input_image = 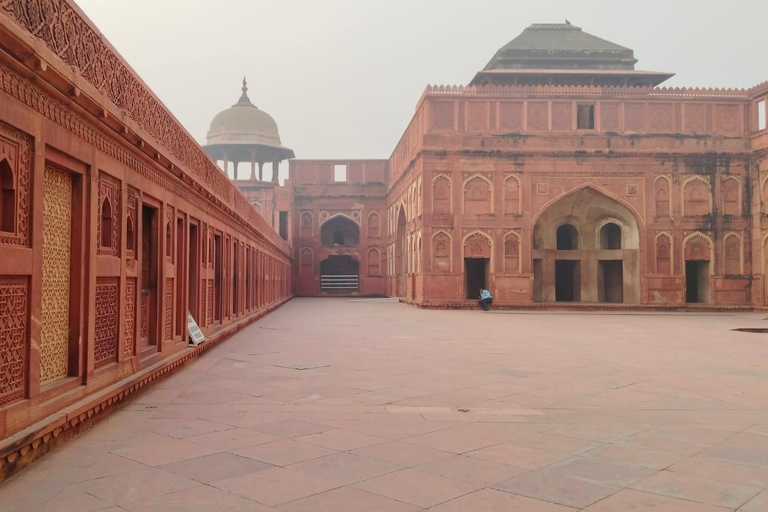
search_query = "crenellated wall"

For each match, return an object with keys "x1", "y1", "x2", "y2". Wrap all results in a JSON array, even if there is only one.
[{"x1": 0, "y1": 1, "x2": 292, "y2": 477}]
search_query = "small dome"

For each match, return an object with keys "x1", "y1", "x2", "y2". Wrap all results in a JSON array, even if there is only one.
[{"x1": 206, "y1": 78, "x2": 282, "y2": 147}]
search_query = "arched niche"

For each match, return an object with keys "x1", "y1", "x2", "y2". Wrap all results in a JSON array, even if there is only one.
[{"x1": 320, "y1": 215, "x2": 359, "y2": 246}]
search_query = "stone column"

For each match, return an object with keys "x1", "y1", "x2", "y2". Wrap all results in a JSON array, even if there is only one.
[
  {"x1": 232, "y1": 161, "x2": 239, "y2": 180},
  {"x1": 258, "y1": 161, "x2": 264, "y2": 181},
  {"x1": 250, "y1": 156, "x2": 256, "y2": 180},
  {"x1": 271, "y1": 161, "x2": 279, "y2": 183}
]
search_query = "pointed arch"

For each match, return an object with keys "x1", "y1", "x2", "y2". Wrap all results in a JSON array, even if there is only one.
[
  {"x1": 655, "y1": 232, "x2": 673, "y2": 274},
  {"x1": 681, "y1": 176, "x2": 712, "y2": 216},
  {"x1": 432, "y1": 173, "x2": 452, "y2": 214},
  {"x1": 368, "y1": 211, "x2": 380, "y2": 238},
  {"x1": 319, "y1": 212, "x2": 360, "y2": 227},
  {"x1": 299, "y1": 211, "x2": 313, "y2": 238},
  {"x1": 299, "y1": 247, "x2": 313, "y2": 276},
  {"x1": 654, "y1": 175, "x2": 672, "y2": 218},
  {"x1": 367, "y1": 247, "x2": 381, "y2": 276},
  {"x1": 462, "y1": 230, "x2": 493, "y2": 263},
  {"x1": 504, "y1": 230, "x2": 521, "y2": 274},
  {"x1": 100, "y1": 197, "x2": 113, "y2": 249},
  {"x1": 723, "y1": 232, "x2": 743, "y2": 275},
  {"x1": 462, "y1": 173, "x2": 493, "y2": 215},
  {"x1": 596, "y1": 218, "x2": 624, "y2": 250},
  {"x1": 683, "y1": 231, "x2": 714, "y2": 271},
  {"x1": 721, "y1": 176, "x2": 741, "y2": 216},
  {"x1": 503, "y1": 174, "x2": 521, "y2": 215},
  {"x1": 431, "y1": 229, "x2": 452, "y2": 273},
  {"x1": 0, "y1": 158, "x2": 15, "y2": 233}
]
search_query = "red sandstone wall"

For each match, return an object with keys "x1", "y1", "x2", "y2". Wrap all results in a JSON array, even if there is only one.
[
  {"x1": 289, "y1": 160, "x2": 387, "y2": 296},
  {"x1": 0, "y1": 3, "x2": 292, "y2": 443}
]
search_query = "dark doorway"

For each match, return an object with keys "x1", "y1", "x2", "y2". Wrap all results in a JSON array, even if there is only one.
[
  {"x1": 214, "y1": 234, "x2": 222, "y2": 322},
  {"x1": 556, "y1": 224, "x2": 578, "y2": 250},
  {"x1": 599, "y1": 260, "x2": 623, "y2": 303},
  {"x1": 188, "y1": 223, "x2": 199, "y2": 323},
  {"x1": 320, "y1": 255, "x2": 359, "y2": 294},
  {"x1": 464, "y1": 258, "x2": 488, "y2": 299},
  {"x1": 533, "y1": 259, "x2": 543, "y2": 302},
  {"x1": 140, "y1": 204, "x2": 159, "y2": 352},
  {"x1": 555, "y1": 260, "x2": 580, "y2": 302},
  {"x1": 278, "y1": 211, "x2": 288, "y2": 240},
  {"x1": 686, "y1": 260, "x2": 710, "y2": 303}
]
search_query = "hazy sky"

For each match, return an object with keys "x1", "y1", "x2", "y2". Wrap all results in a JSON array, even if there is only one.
[{"x1": 77, "y1": 0, "x2": 767, "y2": 175}]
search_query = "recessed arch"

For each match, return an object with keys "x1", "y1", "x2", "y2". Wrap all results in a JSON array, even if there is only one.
[
  {"x1": 654, "y1": 175, "x2": 672, "y2": 218},
  {"x1": 320, "y1": 214, "x2": 359, "y2": 246},
  {"x1": 681, "y1": 176, "x2": 712, "y2": 216},
  {"x1": 299, "y1": 211, "x2": 313, "y2": 238},
  {"x1": 683, "y1": 231, "x2": 714, "y2": 303},
  {"x1": 723, "y1": 232, "x2": 743, "y2": 275},
  {"x1": 101, "y1": 197, "x2": 113, "y2": 249},
  {"x1": 431, "y1": 229, "x2": 452, "y2": 273},
  {"x1": 556, "y1": 223, "x2": 579, "y2": 250},
  {"x1": 655, "y1": 232, "x2": 673, "y2": 274},
  {"x1": 597, "y1": 219, "x2": 623, "y2": 250},
  {"x1": 504, "y1": 230, "x2": 521, "y2": 274},
  {"x1": 721, "y1": 176, "x2": 741, "y2": 216},
  {"x1": 432, "y1": 173, "x2": 452, "y2": 214},
  {"x1": 462, "y1": 173, "x2": 493, "y2": 215},
  {"x1": 503, "y1": 174, "x2": 521, "y2": 215},
  {"x1": 0, "y1": 158, "x2": 15, "y2": 233}
]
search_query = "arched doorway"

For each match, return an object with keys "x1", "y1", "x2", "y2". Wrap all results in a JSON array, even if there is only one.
[
  {"x1": 533, "y1": 187, "x2": 641, "y2": 304},
  {"x1": 395, "y1": 206, "x2": 406, "y2": 297},
  {"x1": 320, "y1": 255, "x2": 359, "y2": 294},
  {"x1": 320, "y1": 215, "x2": 359, "y2": 247}
]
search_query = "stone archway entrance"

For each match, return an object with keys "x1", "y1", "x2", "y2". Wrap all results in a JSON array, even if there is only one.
[
  {"x1": 395, "y1": 207, "x2": 407, "y2": 297},
  {"x1": 533, "y1": 187, "x2": 641, "y2": 304}
]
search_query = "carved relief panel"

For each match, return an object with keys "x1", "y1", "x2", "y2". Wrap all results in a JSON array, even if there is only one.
[
  {"x1": 463, "y1": 175, "x2": 492, "y2": 215},
  {"x1": 527, "y1": 101, "x2": 548, "y2": 131},
  {"x1": 368, "y1": 212, "x2": 380, "y2": 238},
  {"x1": 432, "y1": 231, "x2": 451, "y2": 273},
  {"x1": 368, "y1": 248, "x2": 381, "y2": 276},
  {"x1": 432, "y1": 102, "x2": 455, "y2": 131},
  {"x1": 499, "y1": 102, "x2": 523, "y2": 131},
  {"x1": 722, "y1": 178, "x2": 740, "y2": 216},
  {"x1": 300, "y1": 211, "x2": 312, "y2": 238},
  {"x1": 504, "y1": 175, "x2": 520, "y2": 215},
  {"x1": 551, "y1": 102, "x2": 572, "y2": 131},
  {"x1": 724, "y1": 234, "x2": 742, "y2": 275},
  {"x1": 655, "y1": 176, "x2": 671, "y2": 218},
  {"x1": 656, "y1": 234, "x2": 672, "y2": 274},
  {"x1": 98, "y1": 172, "x2": 121, "y2": 257},
  {"x1": 433, "y1": 174, "x2": 451, "y2": 214},
  {"x1": 0, "y1": 121, "x2": 31, "y2": 247},
  {"x1": 40, "y1": 166, "x2": 73, "y2": 385},
  {"x1": 464, "y1": 232, "x2": 492, "y2": 259},
  {"x1": 504, "y1": 232, "x2": 521, "y2": 274},
  {"x1": 601, "y1": 103, "x2": 620, "y2": 132},
  {"x1": 94, "y1": 277, "x2": 119, "y2": 369},
  {"x1": 682, "y1": 178, "x2": 712, "y2": 216},
  {"x1": 0, "y1": 276, "x2": 28, "y2": 407},
  {"x1": 684, "y1": 234, "x2": 712, "y2": 261}
]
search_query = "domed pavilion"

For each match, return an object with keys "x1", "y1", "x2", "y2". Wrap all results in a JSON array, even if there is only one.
[{"x1": 203, "y1": 78, "x2": 294, "y2": 182}]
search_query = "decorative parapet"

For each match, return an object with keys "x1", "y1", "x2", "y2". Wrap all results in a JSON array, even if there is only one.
[
  {"x1": 749, "y1": 80, "x2": 768, "y2": 98},
  {"x1": 422, "y1": 84, "x2": 753, "y2": 99},
  {"x1": 0, "y1": 1, "x2": 282, "y2": 249}
]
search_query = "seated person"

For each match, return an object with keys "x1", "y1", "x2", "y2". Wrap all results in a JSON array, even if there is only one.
[{"x1": 478, "y1": 288, "x2": 493, "y2": 311}]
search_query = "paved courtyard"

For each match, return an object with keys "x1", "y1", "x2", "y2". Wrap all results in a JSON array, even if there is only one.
[{"x1": 1, "y1": 298, "x2": 767, "y2": 511}]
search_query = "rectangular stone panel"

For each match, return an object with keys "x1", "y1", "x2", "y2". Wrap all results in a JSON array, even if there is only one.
[
  {"x1": 0, "y1": 276, "x2": 28, "y2": 407},
  {"x1": 124, "y1": 278, "x2": 136, "y2": 358},
  {"x1": 164, "y1": 278, "x2": 173, "y2": 340},
  {"x1": 41, "y1": 165, "x2": 73, "y2": 385},
  {"x1": 94, "y1": 277, "x2": 119, "y2": 369}
]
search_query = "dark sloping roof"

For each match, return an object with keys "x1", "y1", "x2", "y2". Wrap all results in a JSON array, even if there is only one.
[
  {"x1": 484, "y1": 23, "x2": 637, "y2": 71},
  {"x1": 499, "y1": 23, "x2": 630, "y2": 52}
]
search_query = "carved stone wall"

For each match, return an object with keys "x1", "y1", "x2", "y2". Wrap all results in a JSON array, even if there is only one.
[
  {"x1": 463, "y1": 176, "x2": 492, "y2": 215},
  {"x1": 432, "y1": 232, "x2": 451, "y2": 272},
  {"x1": 124, "y1": 278, "x2": 136, "y2": 358},
  {"x1": 40, "y1": 166, "x2": 72, "y2": 385},
  {"x1": 0, "y1": 121, "x2": 31, "y2": 247},
  {"x1": 433, "y1": 175, "x2": 451, "y2": 214},
  {"x1": 683, "y1": 178, "x2": 712, "y2": 216},
  {"x1": 0, "y1": 276, "x2": 27, "y2": 407},
  {"x1": 94, "y1": 278, "x2": 119, "y2": 369},
  {"x1": 97, "y1": 172, "x2": 121, "y2": 257},
  {"x1": 164, "y1": 278, "x2": 173, "y2": 340},
  {"x1": 656, "y1": 234, "x2": 672, "y2": 274}
]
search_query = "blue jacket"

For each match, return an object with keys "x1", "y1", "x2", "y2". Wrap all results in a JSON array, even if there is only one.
[{"x1": 480, "y1": 289, "x2": 492, "y2": 300}]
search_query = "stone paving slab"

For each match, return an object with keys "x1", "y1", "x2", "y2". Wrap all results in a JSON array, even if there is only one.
[{"x1": 0, "y1": 298, "x2": 766, "y2": 511}]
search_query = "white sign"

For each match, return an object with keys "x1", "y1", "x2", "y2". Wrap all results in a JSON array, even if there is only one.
[{"x1": 187, "y1": 311, "x2": 206, "y2": 346}]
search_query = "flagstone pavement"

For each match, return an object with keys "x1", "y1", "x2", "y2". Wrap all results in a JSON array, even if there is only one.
[{"x1": 1, "y1": 298, "x2": 767, "y2": 511}]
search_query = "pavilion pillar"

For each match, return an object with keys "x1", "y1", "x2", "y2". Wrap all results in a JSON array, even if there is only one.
[
  {"x1": 222, "y1": 149, "x2": 229, "y2": 177},
  {"x1": 258, "y1": 161, "x2": 264, "y2": 181},
  {"x1": 250, "y1": 157, "x2": 256, "y2": 180},
  {"x1": 272, "y1": 161, "x2": 279, "y2": 183},
  {"x1": 233, "y1": 161, "x2": 239, "y2": 180}
]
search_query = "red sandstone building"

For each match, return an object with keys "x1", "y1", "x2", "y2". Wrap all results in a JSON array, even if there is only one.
[
  {"x1": 0, "y1": 2, "x2": 767, "y2": 480},
  {"x1": 226, "y1": 23, "x2": 768, "y2": 308}
]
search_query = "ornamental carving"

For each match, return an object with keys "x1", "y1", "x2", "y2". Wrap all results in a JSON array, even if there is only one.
[
  {"x1": 685, "y1": 104, "x2": 705, "y2": 133},
  {"x1": 648, "y1": 103, "x2": 673, "y2": 132},
  {"x1": 715, "y1": 104, "x2": 740, "y2": 134},
  {"x1": 601, "y1": 103, "x2": 620, "y2": 132},
  {"x1": 126, "y1": 187, "x2": 138, "y2": 257},
  {"x1": 464, "y1": 232, "x2": 492, "y2": 259},
  {"x1": 504, "y1": 176, "x2": 520, "y2": 215},
  {"x1": 0, "y1": 121, "x2": 31, "y2": 247},
  {"x1": 683, "y1": 177, "x2": 711, "y2": 216},
  {"x1": 656, "y1": 234, "x2": 672, "y2": 274},
  {"x1": 463, "y1": 176, "x2": 492, "y2": 215},
  {"x1": 527, "y1": 101, "x2": 548, "y2": 131},
  {"x1": 164, "y1": 278, "x2": 173, "y2": 340},
  {"x1": 551, "y1": 102, "x2": 572, "y2": 131},
  {"x1": 432, "y1": 102, "x2": 454, "y2": 131},
  {"x1": 97, "y1": 172, "x2": 121, "y2": 257},
  {"x1": 468, "y1": 102, "x2": 487, "y2": 131},
  {"x1": 624, "y1": 103, "x2": 645, "y2": 132},
  {"x1": 124, "y1": 278, "x2": 136, "y2": 358},
  {"x1": 94, "y1": 277, "x2": 119, "y2": 369},
  {"x1": 140, "y1": 291, "x2": 149, "y2": 341},
  {"x1": 432, "y1": 231, "x2": 451, "y2": 273},
  {"x1": 207, "y1": 279, "x2": 213, "y2": 325},
  {"x1": 722, "y1": 178, "x2": 740, "y2": 216},
  {"x1": 40, "y1": 166, "x2": 72, "y2": 385},
  {"x1": 0, "y1": 276, "x2": 27, "y2": 407},
  {"x1": 499, "y1": 102, "x2": 523, "y2": 131},
  {"x1": 504, "y1": 233, "x2": 521, "y2": 274}
]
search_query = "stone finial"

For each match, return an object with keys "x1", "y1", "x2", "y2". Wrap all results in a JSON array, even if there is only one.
[{"x1": 236, "y1": 76, "x2": 253, "y2": 106}]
